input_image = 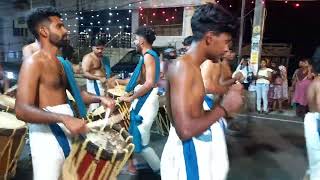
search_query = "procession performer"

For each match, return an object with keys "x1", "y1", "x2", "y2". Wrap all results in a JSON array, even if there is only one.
[
  {"x1": 82, "y1": 38, "x2": 113, "y2": 112},
  {"x1": 161, "y1": 3, "x2": 243, "y2": 180},
  {"x1": 15, "y1": 7, "x2": 114, "y2": 180},
  {"x1": 119, "y1": 26, "x2": 161, "y2": 174},
  {"x1": 200, "y1": 49, "x2": 243, "y2": 179}
]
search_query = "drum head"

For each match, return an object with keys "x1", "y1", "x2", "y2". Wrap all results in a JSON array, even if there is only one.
[
  {"x1": 81, "y1": 124, "x2": 131, "y2": 161},
  {"x1": 0, "y1": 112, "x2": 25, "y2": 129},
  {"x1": 107, "y1": 85, "x2": 127, "y2": 97},
  {"x1": 0, "y1": 95, "x2": 15, "y2": 112}
]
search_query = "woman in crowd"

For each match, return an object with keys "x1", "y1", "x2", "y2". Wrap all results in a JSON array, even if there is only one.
[
  {"x1": 292, "y1": 58, "x2": 314, "y2": 117},
  {"x1": 256, "y1": 59, "x2": 273, "y2": 114}
]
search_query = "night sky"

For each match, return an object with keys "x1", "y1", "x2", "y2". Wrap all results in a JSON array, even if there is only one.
[{"x1": 220, "y1": 0, "x2": 320, "y2": 57}]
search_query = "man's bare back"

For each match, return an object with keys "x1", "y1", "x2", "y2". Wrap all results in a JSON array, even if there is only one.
[
  {"x1": 201, "y1": 60, "x2": 227, "y2": 94},
  {"x1": 220, "y1": 61, "x2": 233, "y2": 81},
  {"x1": 307, "y1": 76, "x2": 320, "y2": 112}
]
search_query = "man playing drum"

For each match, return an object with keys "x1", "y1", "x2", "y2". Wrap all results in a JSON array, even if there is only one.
[
  {"x1": 161, "y1": 3, "x2": 243, "y2": 180},
  {"x1": 82, "y1": 38, "x2": 115, "y2": 112},
  {"x1": 118, "y1": 26, "x2": 161, "y2": 174},
  {"x1": 201, "y1": 49, "x2": 243, "y2": 179},
  {"x1": 15, "y1": 7, "x2": 115, "y2": 180}
]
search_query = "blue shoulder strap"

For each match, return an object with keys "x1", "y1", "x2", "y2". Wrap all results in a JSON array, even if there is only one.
[
  {"x1": 57, "y1": 56, "x2": 87, "y2": 118},
  {"x1": 125, "y1": 56, "x2": 144, "y2": 93},
  {"x1": 125, "y1": 49, "x2": 160, "y2": 93},
  {"x1": 102, "y1": 56, "x2": 112, "y2": 79}
]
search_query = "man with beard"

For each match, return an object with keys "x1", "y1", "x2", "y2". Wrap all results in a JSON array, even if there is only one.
[
  {"x1": 15, "y1": 7, "x2": 115, "y2": 180},
  {"x1": 118, "y1": 26, "x2": 161, "y2": 174},
  {"x1": 82, "y1": 38, "x2": 114, "y2": 112},
  {"x1": 161, "y1": 3, "x2": 243, "y2": 180}
]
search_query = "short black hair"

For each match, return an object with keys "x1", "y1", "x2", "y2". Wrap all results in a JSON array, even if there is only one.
[
  {"x1": 191, "y1": 3, "x2": 238, "y2": 41},
  {"x1": 27, "y1": 6, "x2": 61, "y2": 40},
  {"x1": 135, "y1": 26, "x2": 156, "y2": 45},
  {"x1": 300, "y1": 57, "x2": 311, "y2": 64},
  {"x1": 91, "y1": 38, "x2": 107, "y2": 47},
  {"x1": 182, "y1": 36, "x2": 193, "y2": 46}
]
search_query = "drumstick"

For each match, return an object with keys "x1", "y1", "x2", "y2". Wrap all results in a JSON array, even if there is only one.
[
  {"x1": 115, "y1": 80, "x2": 120, "y2": 87},
  {"x1": 100, "y1": 108, "x2": 111, "y2": 131}
]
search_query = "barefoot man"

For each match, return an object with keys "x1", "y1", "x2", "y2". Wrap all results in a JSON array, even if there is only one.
[
  {"x1": 161, "y1": 3, "x2": 243, "y2": 180},
  {"x1": 15, "y1": 7, "x2": 114, "y2": 180}
]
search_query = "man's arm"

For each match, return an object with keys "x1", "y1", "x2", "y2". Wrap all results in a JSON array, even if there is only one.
[
  {"x1": 81, "y1": 91, "x2": 115, "y2": 110},
  {"x1": 82, "y1": 55, "x2": 105, "y2": 81},
  {"x1": 169, "y1": 61, "x2": 226, "y2": 141},
  {"x1": 115, "y1": 78, "x2": 130, "y2": 85},
  {"x1": 81, "y1": 91, "x2": 102, "y2": 105},
  {"x1": 128, "y1": 54, "x2": 156, "y2": 100}
]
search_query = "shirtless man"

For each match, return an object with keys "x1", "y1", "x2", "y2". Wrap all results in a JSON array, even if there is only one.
[
  {"x1": 82, "y1": 38, "x2": 114, "y2": 111},
  {"x1": 161, "y1": 3, "x2": 243, "y2": 180},
  {"x1": 15, "y1": 7, "x2": 114, "y2": 180},
  {"x1": 118, "y1": 26, "x2": 161, "y2": 174},
  {"x1": 304, "y1": 58, "x2": 320, "y2": 180},
  {"x1": 201, "y1": 50, "x2": 243, "y2": 180},
  {"x1": 201, "y1": 49, "x2": 243, "y2": 102},
  {"x1": 22, "y1": 40, "x2": 40, "y2": 60}
]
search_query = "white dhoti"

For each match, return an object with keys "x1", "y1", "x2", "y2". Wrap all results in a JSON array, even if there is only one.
[
  {"x1": 161, "y1": 123, "x2": 228, "y2": 180},
  {"x1": 304, "y1": 112, "x2": 320, "y2": 180},
  {"x1": 29, "y1": 104, "x2": 74, "y2": 180},
  {"x1": 86, "y1": 79, "x2": 105, "y2": 112},
  {"x1": 129, "y1": 85, "x2": 161, "y2": 171},
  {"x1": 160, "y1": 94, "x2": 229, "y2": 180}
]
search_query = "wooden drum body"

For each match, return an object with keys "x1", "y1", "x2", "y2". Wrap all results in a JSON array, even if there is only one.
[
  {"x1": 87, "y1": 101, "x2": 130, "y2": 131},
  {"x1": 0, "y1": 112, "x2": 27, "y2": 180},
  {"x1": 62, "y1": 123, "x2": 134, "y2": 180}
]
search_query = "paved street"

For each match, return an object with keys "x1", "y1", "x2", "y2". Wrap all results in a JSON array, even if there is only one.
[{"x1": 13, "y1": 112, "x2": 308, "y2": 180}]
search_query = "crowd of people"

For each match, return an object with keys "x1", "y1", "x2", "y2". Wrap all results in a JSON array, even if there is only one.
[{"x1": 1, "y1": 2, "x2": 320, "y2": 180}]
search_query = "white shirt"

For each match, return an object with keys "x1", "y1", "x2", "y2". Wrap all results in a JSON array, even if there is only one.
[
  {"x1": 235, "y1": 64, "x2": 254, "y2": 83},
  {"x1": 256, "y1": 68, "x2": 273, "y2": 84}
]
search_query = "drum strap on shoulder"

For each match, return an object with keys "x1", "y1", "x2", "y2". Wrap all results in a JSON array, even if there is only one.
[
  {"x1": 125, "y1": 49, "x2": 160, "y2": 93},
  {"x1": 46, "y1": 57, "x2": 87, "y2": 158},
  {"x1": 57, "y1": 56, "x2": 87, "y2": 118},
  {"x1": 102, "y1": 56, "x2": 112, "y2": 79}
]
